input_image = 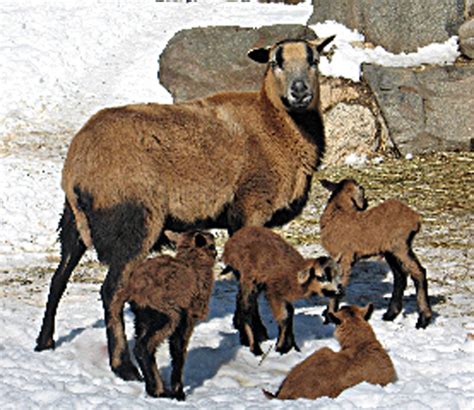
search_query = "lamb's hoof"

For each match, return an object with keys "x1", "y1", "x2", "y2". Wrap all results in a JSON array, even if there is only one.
[
  {"x1": 250, "y1": 345, "x2": 264, "y2": 356},
  {"x1": 34, "y1": 337, "x2": 55, "y2": 352},
  {"x1": 416, "y1": 314, "x2": 431, "y2": 329},
  {"x1": 113, "y1": 362, "x2": 143, "y2": 381},
  {"x1": 322, "y1": 309, "x2": 331, "y2": 325},
  {"x1": 382, "y1": 309, "x2": 400, "y2": 322},
  {"x1": 276, "y1": 342, "x2": 298, "y2": 355}
]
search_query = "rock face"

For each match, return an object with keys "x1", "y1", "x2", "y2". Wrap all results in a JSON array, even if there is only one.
[
  {"x1": 307, "y1": 0, "x2": 465, "y2": 53},
  {"x1": 363, "y1": 64, "x2": 474, "y2": 155},
  {"x1": 158, "y1": 25, "x2": 316, "y2": 102},
  {"x1": 459, "y1": 19, "x2": 474, "y2": 59}
]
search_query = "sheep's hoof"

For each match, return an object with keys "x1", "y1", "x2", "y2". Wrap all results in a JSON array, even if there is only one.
[
  {"x1": 113, "y1": 362, "x2": 143, "y2": 381},
  {"x1": 321, "y1": 309, "x2": 331, "y2": 325},
  {"x1": 276, "y1": 342, "x2": 298, "y2": 355},
  {"x1": 34, "y1": 338, "x2": 55, "y2": 352},
  {"x1": 416, "y1": 314, "x2": 431, "y2": 329}
]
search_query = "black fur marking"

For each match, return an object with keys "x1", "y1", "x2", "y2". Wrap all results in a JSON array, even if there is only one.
[
  {"x1": 306, "y1": 44, "x2": 315, "y2": 66},
  {"x1": 265, "y1": 174, "x2": 312, "y2": 228},
  {"x1": 74, "y1": 186, "x2": 147, "y2": 267},
  {"x1": 275, "y1": 47, "x2": 284, "y2": 69}
]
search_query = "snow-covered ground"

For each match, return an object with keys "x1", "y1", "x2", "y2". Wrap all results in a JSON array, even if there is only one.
[{"x1": 0, "y1": 1, "x2": 472, "y2": 409}]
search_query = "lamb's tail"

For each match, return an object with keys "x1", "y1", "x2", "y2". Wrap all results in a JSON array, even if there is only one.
[{"x1": 262, "y1": 389, "x2": 276, "y2": 400}]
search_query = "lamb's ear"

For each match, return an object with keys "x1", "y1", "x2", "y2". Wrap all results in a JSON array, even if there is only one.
[
  {"x1": 194, "y1": 232, "x2": 207, "y2": 248},
  {"x1": 248, "y1": 46, "x2": 271, "y2": 64},
  {"x1": 310, "y1": 35, "x2": 336, "y2": 54},
  {"x1": 320, "y1": 179, "x2": 338, "y2": 192},
  {"x1": 163, "y1": 230, "x2": 181, "y2": 244},
  {"x1": 327, "y1": 312, "x2": 341, "y2": 325},
  {"x1": 297, "y1": 267, "x2": 314, "y2": 285},
  {"x1": 362, "y1": 303, "x2": 374, "y2": 321}
]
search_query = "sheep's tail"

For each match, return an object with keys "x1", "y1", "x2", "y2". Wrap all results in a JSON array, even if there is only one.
[{"x1": 262, "y1": 389, "x2": 276, "y2": 400}]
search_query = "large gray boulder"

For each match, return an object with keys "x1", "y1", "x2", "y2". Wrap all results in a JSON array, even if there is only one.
[
  {"x1": 459, "y1": 19, "x2": 474, "y2": 59},
  {"x1": 362, "y1": 64, "x2": 474, "y2": 155},
  {"x1": 158, "y1": 25, "x2": 316, "y2": 102},
  {"x1": 308, "y1": 0, "x2": 465, "y2": 53}
]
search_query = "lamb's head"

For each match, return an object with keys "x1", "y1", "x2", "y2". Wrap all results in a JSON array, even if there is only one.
[
  {"x1": 297, "y1": 256, "x2": 342, "y2": 298},
  {"x1": 164, "y1": 230, "x2": 217, "y2": 261},
  {"x1": 327, "y1": 304, "x2": 374, "y2": 345},
  {"x1": 320, "y1": 178, "x2": 368, "y2": 211},
  {"x1": 248, "y1": 36, "x2": 335, "y2": 113}
]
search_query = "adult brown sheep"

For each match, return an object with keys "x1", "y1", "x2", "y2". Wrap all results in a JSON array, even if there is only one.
[{"x1": 35, "y1": 35, "x2": 335, "y2": 381}]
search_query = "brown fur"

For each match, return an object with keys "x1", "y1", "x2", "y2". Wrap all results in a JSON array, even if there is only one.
[
  {"x1": 264, "y1": 304, "x2": 397, "y2": 400},
  {"x1": 319, "y1": 179, "x2": 432, "y2": 329},
  {"x1": 113, "y1": 231, "x2": 217, "y2": 400},
  {"x1": 223, "y1": 226, "x2": 341, "y2": 355},
  {"x1": 35, "y1": 37, "x2": 336, "y2": 380}
]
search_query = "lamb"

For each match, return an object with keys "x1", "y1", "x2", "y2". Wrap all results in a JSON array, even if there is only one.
[
  {"x1": 113, "y1": 230, "x2": 217, "y2": 400},
  {"x1": 263, "y1": 303, "x2": 397, "y2": 400},
  {"x1": 35, "y1": 35, "x2": 336, "y2": 380},
  {"x1": 222, "y1": 226, "x2": 342, "y2": 356},
  {"x1": 319, "y1": 178, "x2": 432, "y2": 329}
]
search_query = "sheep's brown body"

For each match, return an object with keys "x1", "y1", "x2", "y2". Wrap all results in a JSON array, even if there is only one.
[
  {"x1": 113, "y1": 231, "x2": 217, "y2": 400},
  {"x1": 263, "y1": 304, "x2": 396, "y2": 400},
  {"x1": 35, "y1": 37, "x2": 335, "y2": 380},
  {"x1": 223, "y1": 226, "x2": 341, "y2": 355},
  {"x1": 319, "y1": 179, "x2": 432, "y2": 329}
]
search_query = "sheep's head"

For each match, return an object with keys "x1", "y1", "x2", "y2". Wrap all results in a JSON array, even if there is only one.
[
  {"x1": 248, "y1": 36, "x2": 335, "y2": 113},
  {"x1": 164, "y1": 230, "x2": 217, "y2": 260},
  {"x1": 327, "y1": 304, "x2": 374, "y2": 344},
  {"x1": 297, "y1": 256, "x2": 342, "y2": 298},
  {"x1": 320, "y1": 178, "x2": 368, "y2": 211}
]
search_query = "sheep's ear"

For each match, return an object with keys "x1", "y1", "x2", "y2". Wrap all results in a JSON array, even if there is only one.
[
  {"x1": 320, "y1": 179, "x2": 338, "y2": 192},
  {"x1": 297, "y1": 267, "x2": 314, "y2": 285},
  {"x1": 361, "y1": 303, "x2": 374, "y2": 321},
  {"x1": 248, "y1": 46, "x2": 271, "y2": 64},
  {"x1": 309, "y1": 35, "x2": 336, "y2": 54},
  {"x1": 194, "y1": 232, "x2": 207, "y2": 248},
  {"x1": 164, "y1": 230, "x2": 181, "y2": 244},
  {"x1": 327, "y1": 312, "x2": 341, "y2": 325}
]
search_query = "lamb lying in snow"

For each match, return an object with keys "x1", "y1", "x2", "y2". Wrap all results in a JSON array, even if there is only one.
[{"x1": 263, "y1": 303, "x2": 397, "y2": 400}]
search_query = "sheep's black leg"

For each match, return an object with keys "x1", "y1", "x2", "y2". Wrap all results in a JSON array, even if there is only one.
[
  {"x1": 251, "y1": 300, "x2": 269, "y2": 343},
  {"x1": 238, "y1": 287, "x2": 263, "y2": 355},
  {"x1": 383, "y1": 253, "x2": 407, "y2": 321},
  {"x1": 132, "y1": 307, "x2": 170, "y2": 397},
  {"x1": 102, "y1": 266, "x2": 142, "y2": 381},
  {"x1": 36, "y1": 201, "x2": 86, "y2": 351},
  {"x1": 269, "y1": 299, "x2": 299, "y2": 354},
  {"x1": 76, "y1": 188, "x2": 149, "y2": 380},
  {"x1": 169, "y1": 312, "x2": 194, "y2": 401}
]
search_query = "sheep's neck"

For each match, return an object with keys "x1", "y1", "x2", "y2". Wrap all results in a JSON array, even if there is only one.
[{"x1": 259, "y1": 88, "x2": 324, "y2": 171}]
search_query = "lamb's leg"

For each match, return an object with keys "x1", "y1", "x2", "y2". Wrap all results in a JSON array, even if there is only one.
[
  {"x1": 383, "y1": 253, "x2": 407, "y2": 321},
  {"x1": 238, "y1": 286, "x2": 263, "y2": 355},
  {"x1": 36, "y1": 201, "x2": 86, "y2": 351},
  {"x1": 399, "y1": 249, "x2": 432, "y2": 329},
  {"x1": 169, "y1": 313, "x2": 195, "y2": 401},
  {"x1": 323, "y1": 254, "x2": 352, "y2": 323},
  {"x1": 268, "y1": 298, "x2": 299, "y2": 354},
  {"x1": 133, "y1": 307, "x2": 175, "y2": 398}
]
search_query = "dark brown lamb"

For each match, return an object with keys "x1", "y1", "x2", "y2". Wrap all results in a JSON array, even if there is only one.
[
  {"x1": 113, "y1": 230, "x2": 217, "y2": 400},
  {"x1": 319, "y1": 178, "x2": 432, "y2": 329},
  {"x1": 263, "y1": 304, "x2": 397, "y2": 400},
  {"x1": 35, "y1": 36, "x2": 335, "y2": 380},
  {"x1": 223, "y1": 226, "x2": 341, "y2": 356}
]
